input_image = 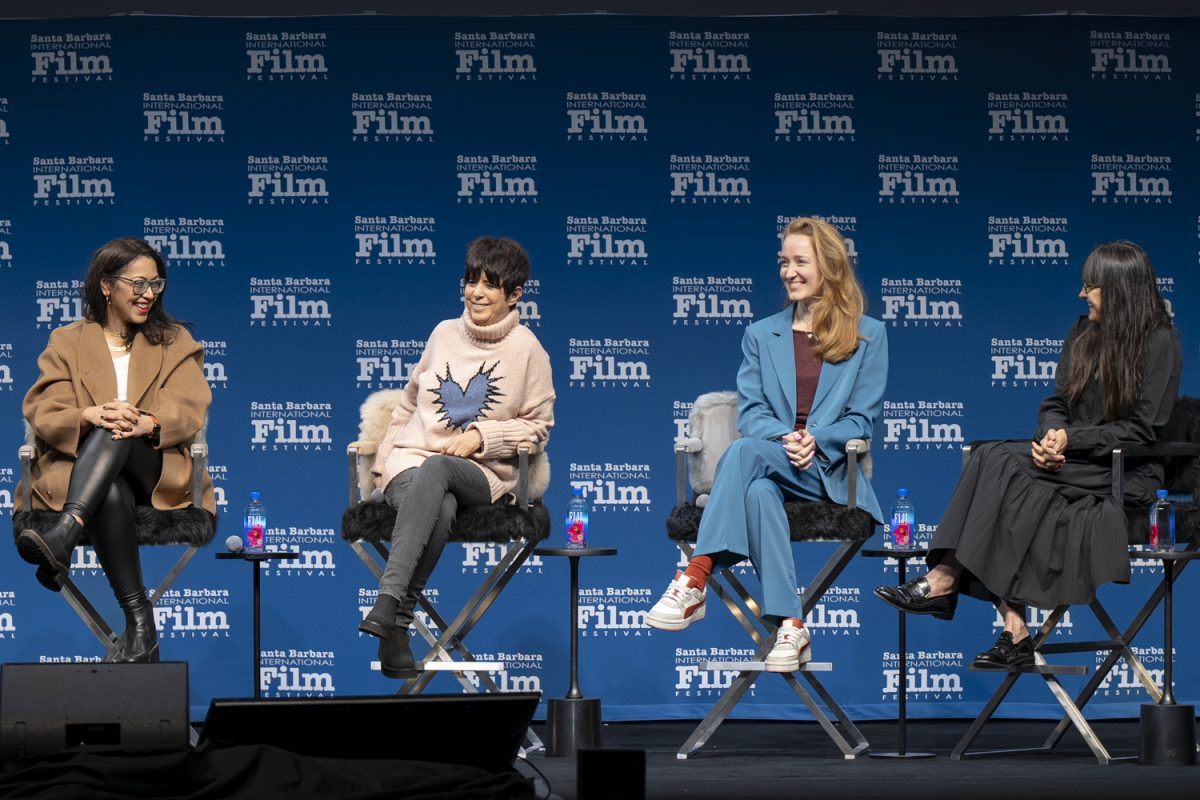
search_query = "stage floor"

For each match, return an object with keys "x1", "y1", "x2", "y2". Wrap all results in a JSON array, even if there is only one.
[{"x1": 520, "y1": 719, "x2": 1200, "y2": 800}]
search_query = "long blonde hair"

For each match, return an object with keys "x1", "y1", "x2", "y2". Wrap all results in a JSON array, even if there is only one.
[{"x1": 783, "y1": 216, "x2": 865, "y2": 363}]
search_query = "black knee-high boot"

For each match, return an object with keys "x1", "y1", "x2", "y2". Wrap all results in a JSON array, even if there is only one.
[
  {"x1": 17, "y1": 429, "x2": 136, "y2": 591},
  {"x1": 92, "y1": 481, "x2": 159, "y2": 663},
  {"x1": 16, "y1": 514, "x2": 84, "y2": 591}
]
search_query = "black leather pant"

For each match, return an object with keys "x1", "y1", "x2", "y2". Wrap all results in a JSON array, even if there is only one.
[{"x1": 64, "y1": 428, "x2": 162, "y2": 610}]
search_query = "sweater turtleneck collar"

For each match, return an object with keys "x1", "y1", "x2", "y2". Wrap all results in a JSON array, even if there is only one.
[{"x1": 461, "y1": 308, "x2": 520, "y2": 344}]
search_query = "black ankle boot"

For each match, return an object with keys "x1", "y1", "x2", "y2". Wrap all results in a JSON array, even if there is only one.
[
  {"x1": 17, "y1": 515, "x2": 83, "y2": 591},
  {"x1": 379, "y1": 630, "x2": 417, "y2": 679},
  {"x1": 105, "y1": 601, "x2": 159, "y2": 663},
  {"x1": 358, "y1": 593, "x2": 399, "y2": 639}
]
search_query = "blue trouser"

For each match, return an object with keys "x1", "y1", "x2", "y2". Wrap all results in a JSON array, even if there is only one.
[{"x1": 693, "y1": 437, "x2": 829, "y2": 622}]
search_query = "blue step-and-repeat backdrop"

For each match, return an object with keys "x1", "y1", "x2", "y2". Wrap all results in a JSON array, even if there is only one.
[{"x1": 1, "y1": 13, "x2": 1198, "y2": 723}]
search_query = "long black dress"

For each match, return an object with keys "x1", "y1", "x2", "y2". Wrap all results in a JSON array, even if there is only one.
[{"x1": 930, "y1": 317, "x2": 1182, "y2": 608}]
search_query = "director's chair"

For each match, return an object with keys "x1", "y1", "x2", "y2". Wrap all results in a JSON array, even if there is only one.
[
  {"x1": 666, "y1": 391, "x2": 873, "y2": 759},
  {"x1": 952, "y1": 396, "x2": 1200, "y2": 765}
]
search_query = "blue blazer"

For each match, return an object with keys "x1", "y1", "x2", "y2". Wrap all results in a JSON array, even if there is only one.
[{"x1": 736, "y1": 305, "x2": 889, "y2": 522}]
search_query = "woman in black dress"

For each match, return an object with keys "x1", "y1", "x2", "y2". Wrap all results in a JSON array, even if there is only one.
[{"x1": 875, "y1": 241, "x2": 1181, "y2": 668}]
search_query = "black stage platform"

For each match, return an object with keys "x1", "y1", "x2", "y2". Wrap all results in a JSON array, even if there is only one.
[
  {"x1": 520, "y1": 719, "x2": 1200, "y2": 800},
  {"x1": 2, "y1": 719, "x2": 1199, "y2": 799}
]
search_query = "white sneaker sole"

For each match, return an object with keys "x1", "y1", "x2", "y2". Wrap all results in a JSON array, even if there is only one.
[{"x1": 646, "y1": 602, "x2": 705, "y2": 631}]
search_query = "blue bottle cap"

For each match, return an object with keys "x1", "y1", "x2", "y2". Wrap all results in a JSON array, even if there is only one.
[
  {"x1": 571, "y1": 486, "x2": 583, "y2": 497},
  {"x1": 1156, "y1": 489, "x2": 1168, "y2": 499},
  {"x1": 249, "y1": 491, "x2": 262, "y2": 501},
  {"x1": 897, "y1": 488, "x2": 908, "y2": 498}
]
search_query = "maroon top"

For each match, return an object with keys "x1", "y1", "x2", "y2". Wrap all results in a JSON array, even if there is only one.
[{"x1": 793, "y1": 331, "x2": 822, "y2": 430}]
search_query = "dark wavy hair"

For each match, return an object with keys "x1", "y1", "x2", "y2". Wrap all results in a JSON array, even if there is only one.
[
  {"x1": 1063, "y1": 241, "x2": 1171, "y2": 420},
  {"x1": 82, "y1": 237, "x2": 186, "y2": 346},
  {"x1": 462, "y1": 236, "x2": 530, "y2": 297}
]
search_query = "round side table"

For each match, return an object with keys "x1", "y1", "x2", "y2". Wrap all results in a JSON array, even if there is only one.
[
  {"x1": 216, "y1": 550, "x2": 299, "y2": 698},
  {"x1": 1128, "y1": 548, "x2": 1200, "y2": 766},
  {"x1": 534, "y1": 546, "x2": 617, "y2": 758},
  {"x1": 862, "y1": 547, "x2": 935, "y2": 759}
]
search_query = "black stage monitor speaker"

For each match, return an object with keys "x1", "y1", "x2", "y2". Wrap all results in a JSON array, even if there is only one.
[
  {"x1": 0, "y1": 662, "x2": 190, "y2": 760},
  {"x1": 198, "y1": 692, "x2": 539, "y2": 772}
]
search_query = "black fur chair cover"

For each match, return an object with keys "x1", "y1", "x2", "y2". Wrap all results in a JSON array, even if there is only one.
[
  {"x1": 12, "y1": 507, "x2": 216, "y2": 548},
  {"x1": 342, "y1": 499, "x2": 551, "y2": 545},
  {"x1": 666, "y1": 500, "x2": 874, "y2": 543}
]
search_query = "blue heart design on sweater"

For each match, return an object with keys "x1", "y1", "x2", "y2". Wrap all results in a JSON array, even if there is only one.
[{"x1": 431, "y1": 361, "x2": 505, "y2": 430}]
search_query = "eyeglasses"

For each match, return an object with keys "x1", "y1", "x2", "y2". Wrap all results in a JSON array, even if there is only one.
[
  {"x1": 1083, "y1": 282, "x2": 1101, "y2": 293},
  {"x1": 113, "y1": 276, "x2": 167, "y2": 295}
]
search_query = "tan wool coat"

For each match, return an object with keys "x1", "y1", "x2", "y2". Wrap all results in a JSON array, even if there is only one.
[{"x1": 17, "y1": 319, "x2": 215, "y2": 514}]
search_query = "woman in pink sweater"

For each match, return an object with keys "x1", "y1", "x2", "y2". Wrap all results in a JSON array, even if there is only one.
[{"x1": 360, "y1": 236, "x2": 555, "y2": 678}]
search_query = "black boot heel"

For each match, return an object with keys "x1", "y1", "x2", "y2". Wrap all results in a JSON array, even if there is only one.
[{"x1": 17, "y1": 516, "x2": 83, "y2": 591}]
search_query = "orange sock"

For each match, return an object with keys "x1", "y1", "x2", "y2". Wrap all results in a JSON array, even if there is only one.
[
  {"x1": 683, "y1": 555, "x2": 715, "y2": 589},
  {"x1": 782, "y1": 617, "x2": 804, "y2": 628}
]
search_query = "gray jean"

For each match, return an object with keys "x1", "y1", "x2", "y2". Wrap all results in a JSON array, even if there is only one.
[{"x1": 378, "y1": 455, "x2": 491, "y2": 603}]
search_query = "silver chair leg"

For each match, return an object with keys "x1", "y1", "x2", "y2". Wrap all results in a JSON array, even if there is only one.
[
  {"x1": 673, "y1": 535, "x2": 871, "y2": 759},
  {"x1": 59, "y1": 573, "x2": 117, "y2": 648},
  {"x1": 790, "y1": 670, "x2": 870, "y2": 758}
]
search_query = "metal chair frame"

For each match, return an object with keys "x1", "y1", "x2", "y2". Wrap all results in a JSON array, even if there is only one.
[
  {"x1": 344, "y1": 440, "x2": 546, "y2": 751},
  {"x1": 950, "y1": 439, "x2": 1200, "y2": 765},
  {"x1": 17, "y1": 438, "x2": 210, "y2": 651},
  {"x1": 670, "y1": 435, "x2": 872, "y2": 760}
]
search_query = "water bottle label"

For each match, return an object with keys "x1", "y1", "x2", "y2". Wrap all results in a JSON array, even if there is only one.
[
  {"x1": 892, "y1": 521, "x2": 910, "y2": 547},
  {"x1": 1149, "y1": 523, "x2": 1159, "y2": 551},
  {"x1": 567, "y1": 518, "x2": 586, "y2": 547}
]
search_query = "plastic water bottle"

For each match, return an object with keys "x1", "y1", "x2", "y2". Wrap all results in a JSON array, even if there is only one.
[
  {"x1": 889, "y1": 488, "x2": 915, "y2": 547},
  {"x1": 1148, "y1": 489, "x2": 1175, "y2": 552},
  {"x1": 244, "y1": 491, "x2": 267, "y2": 553},
  {"x1": 565, "y1": 487, "x2": 589, "y2": 549}
]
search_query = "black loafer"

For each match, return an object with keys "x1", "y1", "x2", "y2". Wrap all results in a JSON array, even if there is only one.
[
  {"x1": 972, "y1": 631, "x2": 1035, "y2": 670},
  {"x1": 873, "y1": 577, "x2": 958, "y2": 620}
]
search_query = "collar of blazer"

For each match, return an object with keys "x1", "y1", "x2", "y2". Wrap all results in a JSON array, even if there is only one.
[
  {"x1": 78, "y1": 321, "x2": 164, "y2": 408},
  {"x1": 765, "y1": 306, "x2": 853, "y2": 425}
]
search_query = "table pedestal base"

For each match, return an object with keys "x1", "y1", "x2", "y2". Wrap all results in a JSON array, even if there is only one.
[
  {"x1": 870, "y1": 750, "x2": 936, "y2": 759},
  {"x1": 1140, "y1": 703, "x2": 1197, "y2": 766},
  {"x1": 546, "y1": 697, "x2": 602, "y2": 757}
]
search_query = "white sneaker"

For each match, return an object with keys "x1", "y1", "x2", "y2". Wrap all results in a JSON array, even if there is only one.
[
  {"x1": 646, "y1": 572, "x2": 706, "y2": 631},
  {"x1": 764, "y1": 620, "x2": 811, "y2": 672}
]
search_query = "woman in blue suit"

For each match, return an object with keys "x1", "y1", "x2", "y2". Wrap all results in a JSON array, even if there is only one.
[{"x1": 648, "y1": 217, "x2": 888, "y2": 671}]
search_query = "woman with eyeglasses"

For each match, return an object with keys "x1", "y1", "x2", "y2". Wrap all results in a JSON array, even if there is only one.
[
  {"x1": 15, "y1": 237, "x2": 213, "y2": 663},
  {"x1": 876, "y1": 241, "x2": 1180, "y2": 668}
]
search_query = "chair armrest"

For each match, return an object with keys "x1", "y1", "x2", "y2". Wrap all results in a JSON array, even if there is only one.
[
  {"x1": 516, "y1": 442, "x2": 534, "y2": 507},
  {"x1": 190, "y1": 442, "x2": 208, "y2": 510},
  {"x1": 1110, "y1": 440, "x2": 1200, "y2": 502},
  {"x1": 674, "y1": 439, "x2": 703, "y2": 507},
  {"x1": 844, "y1": 440, "x2": 866, "y2": 511},
  {"x1": 19, "y1": 445, "x2": 33, "y2": 510},
  {"x1": 1121, "y1": 442, "x2": 1200, "y2": 458},
  {"x1": 347, "y1": 441, "x2": 378, "y2": 505}
]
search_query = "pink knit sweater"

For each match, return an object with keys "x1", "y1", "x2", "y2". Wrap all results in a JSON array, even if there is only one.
[{"x1": 371, "y1": 310, "x2": 555, "y2": 501}]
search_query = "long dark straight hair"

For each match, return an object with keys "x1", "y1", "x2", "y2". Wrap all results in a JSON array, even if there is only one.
[
  {"x1": 82, "y1": 237, "x2": 186, "y2": 346},
  {"x1": 1063, "y1": 241, "x2": 1170, "y2": 420}
]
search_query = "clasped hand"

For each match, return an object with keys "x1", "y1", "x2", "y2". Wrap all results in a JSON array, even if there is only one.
[
  {"x1": 83, "y1": 401, "x2": 154, "y2": 440},
  {"x1": 1031, "y1": 428, "x2": 1067, "y2": 471},
  {"x1": 441, "y1": 428, "x2": 483, "y2": 458},
  {"x1": 782, "y1": 429, "x2": 816, "y2": 471}
]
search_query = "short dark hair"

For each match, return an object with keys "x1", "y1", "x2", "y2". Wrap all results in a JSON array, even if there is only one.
[
  {"x1": 82, "y1": 237, "x2": 185, "y2": 345},
  {"x1": 462, "y1": 236, "x2": 530, "y2": 297}
]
